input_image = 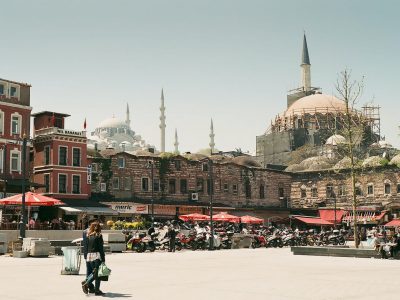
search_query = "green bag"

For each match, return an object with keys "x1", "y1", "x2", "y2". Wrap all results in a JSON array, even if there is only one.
[{"x1": 97, "y1": 263, "x2": 111, "y2": 277}]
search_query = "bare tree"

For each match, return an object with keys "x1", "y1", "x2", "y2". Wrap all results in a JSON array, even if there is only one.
[{"x1": 335, "y1": 69, "x2": 364, "y2": 248}]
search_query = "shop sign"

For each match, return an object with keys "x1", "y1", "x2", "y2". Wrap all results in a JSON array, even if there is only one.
[
  {"x1": 109, "y1": 203, "x2": 148, "y2": 214},
  {"x1": 87, "y1": 165, "x2": 92, "y2": 184},
  {"x1": 154, "y1": 205, "x2": 176, "y2": 216},
  {"x1": 179, "y1": 206, "x2": 202, "y2": 214}
]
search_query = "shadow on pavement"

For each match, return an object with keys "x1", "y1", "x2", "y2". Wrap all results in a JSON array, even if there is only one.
[{"x1": 104, "y1": 293, "x2": 132, "y2": 298}]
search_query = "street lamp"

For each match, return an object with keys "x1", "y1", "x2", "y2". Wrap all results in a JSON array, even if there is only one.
[
  {"x1": 208, "y1": 158, "x2": 214, "y2": 250},
  {"x1": 19, "y1": 134, "x2": 28, "y2": 239},
  {"x1": 147, "y1": 160, "x2": 155, "y2": 227}
]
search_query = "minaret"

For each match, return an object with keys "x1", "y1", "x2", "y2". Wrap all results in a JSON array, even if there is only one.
[
  {"x1": 301, "y1": 33, "x2": 311, "y2": 92},
  {"x1": 174, "y1": 128, "x2": 179, "y2": 154},
  {"x1": 159, "y1": 89, "x2": 166, "y2": 153},
  {"x1": 209, "y1": 118, "x2": 215, "y2": 154},
  {"x1": 126, "y1": 103, "x2": 131, "y2": 127}
]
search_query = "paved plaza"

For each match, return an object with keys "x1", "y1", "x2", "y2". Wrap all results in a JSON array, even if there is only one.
[{"x1": 1, "y1": 248, "x2": 399, "y2": 300}]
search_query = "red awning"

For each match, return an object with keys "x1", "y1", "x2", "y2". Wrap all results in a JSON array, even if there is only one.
[
  {"x1": 342, "y1": 210, "x2": 387, "y2": 223},
  {"x1": 0, "y1": 192, "x2": 64, "y2": 206},
  {"x1": 179, "y1": 213, "x2": 210, "y2": 222},
  {"x1": 212, "y1": 212, "x2": 240, "y2": 223},
  {"x1": 294, "y1": 216, "x2": 333, "y2": 226},
  {"x1": 319, "y1": 209, "x2": 344, "y2": 223},
  {"x1": 240, "y1": 215, "x2": 264, "y2": 224},
  {"x1": 384, "y1": 219, "x2": 400, "y2": 227}
]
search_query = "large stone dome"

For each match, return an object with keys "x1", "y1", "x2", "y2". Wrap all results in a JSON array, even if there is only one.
[
  {"x1": 98, "y1": 116, "x2": 128, "y2": 129},
  {"x1": 284, "y1": 94, "x2": 346, "y2": 117}
]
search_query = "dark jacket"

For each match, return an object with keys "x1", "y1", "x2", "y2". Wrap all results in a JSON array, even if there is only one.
[{"x1": 84, "y1": 233, "x2": 105, "y2": 262}]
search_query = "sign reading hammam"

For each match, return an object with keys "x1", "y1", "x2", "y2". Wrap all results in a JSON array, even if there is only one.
[{"x1": 109, "y1": 203, "x2": 149, "y2": 214}]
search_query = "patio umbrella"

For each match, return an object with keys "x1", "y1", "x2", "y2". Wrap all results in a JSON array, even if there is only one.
[
  {"x1": 240, "y1": 215, "x2": 264, "y2": 224},
  {"x1": 0, "y1": 192, "x2": 64, "y2": 206},
  {"x1": 212, "y1": 212, "x2": 240, "y2": 223},
  {"x1": 179, "y1": 213, "x2": 210, "y2": 222}
]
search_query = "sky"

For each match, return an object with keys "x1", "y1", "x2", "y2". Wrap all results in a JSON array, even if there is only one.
[{"x1": 1, "y1": 0, "x2": 399, "y2": 154}]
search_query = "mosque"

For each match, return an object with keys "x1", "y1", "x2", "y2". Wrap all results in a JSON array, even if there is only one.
[
  {"x1": 88, "y1": 103, "x2": 155, "y2": 152},
  {"x1": 256, "y1": 34, "x2": 383, "y2": 167}
]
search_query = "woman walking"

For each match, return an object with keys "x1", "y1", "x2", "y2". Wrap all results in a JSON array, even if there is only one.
[{"x1": 81, "y1": 221, "x2": 106, "y2": 296}]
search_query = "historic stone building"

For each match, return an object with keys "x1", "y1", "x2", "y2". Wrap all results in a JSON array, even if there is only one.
[{"x1": 105, "y1": 151, "x2": 292, "y2": 211}]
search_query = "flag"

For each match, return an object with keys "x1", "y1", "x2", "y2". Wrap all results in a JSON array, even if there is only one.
[{"x1": 84, "y1": 118, "x2": 87, "y2": 130}]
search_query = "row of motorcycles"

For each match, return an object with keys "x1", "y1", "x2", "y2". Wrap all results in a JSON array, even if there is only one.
[
  {"x1": 125, "y1": 229, "x2": 235, "y2": 252},
  {"x1": 251, "y1": 229, "x2": 348, "y2": 248}
]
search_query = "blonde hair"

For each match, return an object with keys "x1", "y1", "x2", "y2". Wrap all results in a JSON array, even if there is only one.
[{"x1": 88, "y1": 222, "x2": 101, "y2": 236}]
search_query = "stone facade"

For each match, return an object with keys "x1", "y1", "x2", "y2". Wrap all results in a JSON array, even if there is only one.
[
  {"x1": 108, "y1": 153, "x2": 292, "y2": 209},
  {"x1": 290, "y1": 166, "x2": 400, "y2": 211}
]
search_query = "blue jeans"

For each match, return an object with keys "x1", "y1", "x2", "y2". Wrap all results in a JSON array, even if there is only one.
[
  {"x1": 85, "y1": 261, "x2": 95, "y2": 290},
  {"x1": 85, "y1": 259, "x2": 102, "y2": 292}
]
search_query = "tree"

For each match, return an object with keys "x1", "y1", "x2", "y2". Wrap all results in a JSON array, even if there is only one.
[{"x1": 335, "y1": 69, "x2": 364, "y2": 248}]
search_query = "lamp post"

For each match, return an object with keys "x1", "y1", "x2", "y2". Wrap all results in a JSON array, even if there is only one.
[
  {"x1": 147, "y1": 160, "x2": 154, "y2": 227},
  {"x1": 334, "y1": 197, "x2": 337, "y2": 229},
  {"x1": 208, "y1": 158, "x2": 214, "y2": 250},
  {"x1": 19, "y1": 134, "x2": 27, "y2": 239}
]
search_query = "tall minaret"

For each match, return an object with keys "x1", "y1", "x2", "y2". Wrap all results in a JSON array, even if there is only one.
[
  {"x1": 209, "y1": 118, "x2": 215, "y2": 154},
  {"x1": 159, "y1": 89, "x2": 166, "y2": 153},
  {"x1": 126, "y1": 103, "x2": 131, "y2": 127},
  {"x1": 174, "y1": 128, "x2": 179, "y2": 154},
  {"x1": 301, "y1": 33, "x2": 311, "y2": 92}
]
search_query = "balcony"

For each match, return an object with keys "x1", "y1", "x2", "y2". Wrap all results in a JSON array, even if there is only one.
[{"x1": 35, "y1": 127, "x2": 86, "y2": 138}]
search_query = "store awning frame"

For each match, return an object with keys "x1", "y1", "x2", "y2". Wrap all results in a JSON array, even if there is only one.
[{"x1": 60, "y1": 206, "x2": 118, "y2": 216}]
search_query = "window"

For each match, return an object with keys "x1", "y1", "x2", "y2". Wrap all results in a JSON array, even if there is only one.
[
  {"x1": 0, "y1": 149, "x2": 3, "y2": 172},
  {"x1": 278, "y1": 187, "x2": 284, "y2": 198},
  {"x1": 91, "y1": 163, "x2": 98, "y2": 173},
  {"x1": 233, "y1": 184, "x2": 238, "y2": 195},
  {"x1": 223, "y1": 183, "x2": 229, "y2": 193},
  {"x1": 0, "y1": 111, "x2": 4, "y2": 134},
  {"x1": 169, "y1": 179, "x2": 176, "y2": 194},
  {"x1": 385, "y1": 183, "x2": 391, "y2": 195},
  {"x1": 11, "y1": 115, "x2": 20, "y2": 135},
  {"x1": 44, "y1": 146, "x2": 50, "y2": 165},
  {"x1": 58, "y1": 174, "x2": 67, "y2": 193},
  {"x1": 100, "y1": 182, "x2": 107, "y2": 192},
  {"x1": 175, "y1": 160, "x2": 181, "y2": 170},
  {"x1": 124, "y1": 177, "x2": 131, "y2": 190},
  {"x1": 196, "y1": 178, "x2": 204, "y2": 192},
  {"x1": 0, "y1": 84, "x2": 4, "y2": 95},
  {"x1": 397, "y1": 184, "x2": 400, "y2": 194},
  {"x1": 117, "y1": 157, "x2": 125, "y2": 168},
  {"x1": 72, "y1": 148, "x2": 81, "y2": 166},
  {"x1": 326, "y1": 185, "x2": 335, "y2": 199},
  {"x1": 180, "y1": 179, "x2": 187, "y2": 194},
  {"x1": 11, "y1": 152, "x2": 20, "y2": 171},
  {"x1": 141, "y1": 177, "x2": 149, "y2": 191},
  {"x1": 355, "y1": 186, "x2": 362, "y2": 196},
  {"x1": 338, "y1": 185, "x2": 346, "y2": 196},
  {"x1": 367, "y1": 184, "x2": 374, "y2": 195},
  {"x1": 311, "y1": 187, "x2": 318, "y2": 198},
  {"x1": 44, "y1": 174, "x2": 50, "y2": 193},
  {"x1": 59, "y1": 146, "x2": 67, "y2": 165},
  {"x1": 10, "y1": 86, "x2": 18, "y2": 97},
  {"x1": 153, "y1": 178, "x2": 160, "y2": 192},
  {"x1": 72, "y1": 175, "x2": 80, "y2": 194},
  {"x1": 113, "y1": 177, "x2": 120, "y2": 190},
  {"x1": 245, "y1": 179, "x2": 251, "y2": 199},
  {"x1": 259, "y1": 185, "x2": 265, "y2": 199},
  {"x1": 202, "y1": 163, "x2": 209, "y2": 172},
  {"x1": 300, "y1": 185, "x2": 306, "y2": 198}
]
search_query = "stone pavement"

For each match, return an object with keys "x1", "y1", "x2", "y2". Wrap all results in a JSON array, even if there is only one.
[{"x1": 1, "y1": 248, "x2": 399, "y2": 300}]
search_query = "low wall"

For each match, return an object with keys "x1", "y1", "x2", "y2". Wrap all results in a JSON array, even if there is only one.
[{"x1": 291, "y1": 246, "x2": 381, "y2": 259}]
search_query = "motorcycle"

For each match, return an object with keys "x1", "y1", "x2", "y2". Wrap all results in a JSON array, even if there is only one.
[{"x1": 127, "y1": 232, "x2": 146, "y2": 252}]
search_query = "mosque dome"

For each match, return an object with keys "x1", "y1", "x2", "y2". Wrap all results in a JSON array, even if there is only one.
[
  {"x1": 284, "y1": 94, "x2": 346, "y2": 117},
  {"x1": 326, "y1": 134, "x2": 346, "y2": 146},
  {"x1": 98, "y1": 116, "x2": 128, "y2": 129}
]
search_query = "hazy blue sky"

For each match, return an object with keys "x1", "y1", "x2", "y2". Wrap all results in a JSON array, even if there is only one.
[{"x1": 2, "y1": 0, "x2": 399, "y2": 153}]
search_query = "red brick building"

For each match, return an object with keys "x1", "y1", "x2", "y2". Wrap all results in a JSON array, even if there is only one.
[
  {"x1": 0, "y1": 78, "x2": 32, "y2": 196},
  {"x1": 32, "y1": 111, "x2": 90, "y2": 200}
]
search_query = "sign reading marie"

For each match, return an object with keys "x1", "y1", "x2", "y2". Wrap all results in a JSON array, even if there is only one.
[{"x1": 109, "y1": 203, "x2": 148, "y2": 214}]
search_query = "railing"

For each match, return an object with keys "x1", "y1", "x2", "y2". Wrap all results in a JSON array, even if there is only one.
[{"x1": 35, "y1": 127, "x2": 86, "y2": 137}]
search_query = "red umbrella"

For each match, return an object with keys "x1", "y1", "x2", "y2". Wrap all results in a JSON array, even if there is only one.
[
  {"x1": 212, "y1": 212, "x2": 240, "y2": 223},
  {"x1": 179, "y1": 213, "x2": 210, "y2": 222},
  {"x1": 240, "y1": 215, "x2": 264, "y2": 224},
  {"x1": 0, "y1": 192, "x2": 64, "y2": 206}
]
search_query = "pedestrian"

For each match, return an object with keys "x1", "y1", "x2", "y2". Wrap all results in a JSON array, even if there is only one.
[
  {"x1": 81, "y1": 221, "x2": 106, "y2": 296},
  {"x1": 168, "y1": 222, "x2": 177, "y2": 252},
  {"x1": 82, "y1": 219, "x2": 96, "y2": 294}
]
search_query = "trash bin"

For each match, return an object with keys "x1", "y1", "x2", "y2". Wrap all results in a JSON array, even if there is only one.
[{"x1": 61, "y1": 246, "x2": 81, "y2": 275}]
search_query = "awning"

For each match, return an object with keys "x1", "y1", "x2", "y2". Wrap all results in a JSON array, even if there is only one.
[
  {"x1": 384, "y1": 219, "x2": 400, "y2": 227},
  {"x1": 319, "y1": 209, "x2": 344, "y2": 223},
  {"x1": 293, "y1": 216, "x2": 333, "y2": 226},
  {"x1": 60, "y1": 206, "x2": 118, "y2": 216},
  {"x1": 342, "y1": 210, "x2": 387, "y2": 223}
]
